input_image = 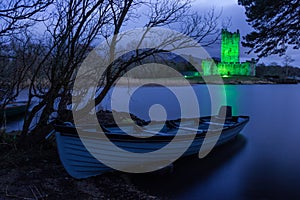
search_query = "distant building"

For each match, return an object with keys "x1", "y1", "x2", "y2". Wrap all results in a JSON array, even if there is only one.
[{"x1": 202, "y1": 29, "x2": 256, "y2": 76}]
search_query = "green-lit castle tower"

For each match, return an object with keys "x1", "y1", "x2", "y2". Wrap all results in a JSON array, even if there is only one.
[
  {"x1": 202, "y1": 29, "x2": 255, "y2": 76},
  {"x1": 221, "y1": 29, "x2": 240, "y2": 63}
]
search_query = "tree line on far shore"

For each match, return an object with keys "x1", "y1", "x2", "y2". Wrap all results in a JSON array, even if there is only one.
[{"x1": 256, "y1": 63, "x2": 300, "y2": 79}]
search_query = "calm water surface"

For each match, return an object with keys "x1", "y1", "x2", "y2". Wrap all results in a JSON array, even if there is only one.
[
  {"x1": 7, "y1": 84, "x2": 300, "y2": 199},
  {"x1": 128, "y1": 84, "x2": 300, "y2": 199}
]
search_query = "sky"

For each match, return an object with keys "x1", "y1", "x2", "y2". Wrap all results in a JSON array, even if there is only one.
[
  {"x1": 33, "y1": 0, "x2": 299, "y2": 67},
  {"x1": 191, "y1": 0, "x2": 300, "y2": 67}
]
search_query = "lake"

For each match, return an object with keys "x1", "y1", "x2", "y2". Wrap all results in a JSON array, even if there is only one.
[
  {"x1": 7, "y1": 84, "x2": 300, "y2": 198},
  {"x1": 126, "y1": 84, "x2": 300, "y2": 199}
]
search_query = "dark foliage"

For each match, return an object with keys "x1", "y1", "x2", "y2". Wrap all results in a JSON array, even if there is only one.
[
  {"x1": 255, "y1": 63, "x2": 300, "y2": 78},
  {"x1": 238, "y1": 0, "x2": 300, "y2": 57}
]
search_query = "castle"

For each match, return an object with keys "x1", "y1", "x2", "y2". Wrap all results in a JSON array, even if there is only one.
[{"x1": 202, "y1": 29, "x2": 256, "y2": 76}]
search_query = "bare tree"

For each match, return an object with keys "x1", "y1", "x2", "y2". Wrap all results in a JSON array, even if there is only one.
[
  {"x1": 283, "y1": 55, "x2": 295, "y2": 78},
  {"x1": 0, "y1": 0, "x2": 52, "y2": 118},
  {"x1": 0, "y1": 0, "x2": 225, "y2": 141},
  {"x1": 0, "y1": 0, "x2": 53, "y2": 36},
  {"x1": 91, "y1": 0, "x2": 225, "y2": 111},
  {"x1": 0, "y1": 31, "x2": 48, "y2": 121},
  {"x1": 20, "y1": 0, "x2": 111, "y2": 136}
]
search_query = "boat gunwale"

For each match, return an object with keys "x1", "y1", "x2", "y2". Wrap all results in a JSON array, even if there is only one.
[{"x1": 54, "y1": 116, "x2": 250, "y2": 142}]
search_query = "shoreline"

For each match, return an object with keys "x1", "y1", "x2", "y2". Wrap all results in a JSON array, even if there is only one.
[
  {"x1": 113, "y1": 76, "x2": 296, "y2": 86},
  {"x1": 0, "y1": 143, "x2": 160, "y2": 199}
]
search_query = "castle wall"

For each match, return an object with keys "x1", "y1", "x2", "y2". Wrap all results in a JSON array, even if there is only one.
[
  {"x1": 201, "y1": 60, "x2": 253, "y2": 76},
  {"x1": 202, "y1": 59, "x2": 217, "y2": 76},
  {"x1": 201, "y1": 29, "x2": 256, "y2": 76}
]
